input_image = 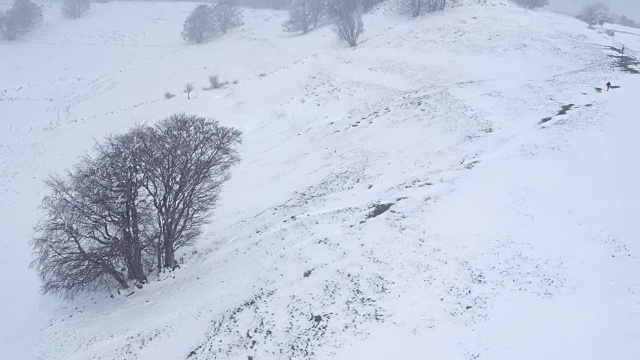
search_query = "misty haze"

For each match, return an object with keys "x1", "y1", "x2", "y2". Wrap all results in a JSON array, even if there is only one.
[
  {"x1": 1, "y1": 0, "x2": 639, "y2": 359},
  {"x1": 548, "y1": 0, "x2": 640, "y2": 19}
]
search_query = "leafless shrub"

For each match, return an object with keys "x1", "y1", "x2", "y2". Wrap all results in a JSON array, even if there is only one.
[
  {"x1": 204, "y1": 74, "x2": 229, "y2": 90},
  {"x1": 184, "y1": 82, "x2": 195, "y2": 99},
  {"x1": 332, "y1": 6, "x2": 363, "y2": 47}
]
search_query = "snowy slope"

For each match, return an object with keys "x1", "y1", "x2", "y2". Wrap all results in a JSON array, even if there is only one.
[{"x1": 1, "y1": 1, "x2": 640, "y2": 359}]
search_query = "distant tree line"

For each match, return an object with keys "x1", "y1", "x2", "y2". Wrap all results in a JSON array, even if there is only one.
[
  {"x1": 62, "y1": 0, "x2": 91, "y2": 19},
  {"x1": 576, "y1": 2, "x2": 640, "y2": 29},
  {"x1": 617, "y1": 15, "x2": 640, "y2": 29},
  {"x1": 402, "y1": 0, "x2": 447, "y2": 18},
  {"x1": 0, "y1": 0, "x2": 93, "y2": 41},
  {"x1": 281, "y1": 0, "x2": 448, "y2": 47},
  {"x1": 236, "y1": 0, "x2": 291, "y2": 10},
  {"x1": 31, "y1": 114, "x2": 242, "y2": 298},
  {"x1": 117, "y1": 0, "x2": 292, "y2": 10},
  {"x1": 577, "y1": 2, "x2": 611, "y2": 26},
  {"x1": 511, "y1": 0, "x2": 547, "y2": 10}
]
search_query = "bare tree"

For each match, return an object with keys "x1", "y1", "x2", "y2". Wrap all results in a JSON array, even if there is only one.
[
  {"x1": 31, "y1": 129, "x2": 161, "y2": 297},
  {"x1": 182, "y1": 4, "x2": 216, "y2": 43},
  {"x1": 404, "y1": 0, "x2": 422, "y2": 17},
  {"x1": 326, "y1": 0, "x2": 358, "y2": 17},
  {"x1": 138, "y1": 114, "x2": 241, "y2": 269},
  {"x1": 332, "y1": 6, "x2": 363, "y2": 47},
  {"x1": 31, "y1": 174, "x2": 129, "y2": 298},
  {"x1": 425, "y1": 0, "x2": 446, "y2": 12},
  {"x1": 577, "y1": 3, "x2": 611, "y2": 26},
  {"x1": 91, "y1": 130, "x2": 156, "y2": 284},
  {"x1": 212, "y1": 0, "x2": 244, "y2": 34},
  {"x1": 283, "y1": 0, "x2": 324, "y2": 33},
  {"x1": 360, "y1": 0, "x2": 384, "y2": 11},
  {"x1": 511, "y1": 0, "x2": 546, "y2": 10},
  {"x1": 0, "y1": 12, "x2": 6, "y2": 37},
  {"x1": 3, "y1": 0, "x2": 42, "y2": 41},
  {"x1": 62, "y1": 0, "x2": 91, "y2": 19},
  {"x1": 184, "y1": 82, "x2": 195, "y2": 99}
]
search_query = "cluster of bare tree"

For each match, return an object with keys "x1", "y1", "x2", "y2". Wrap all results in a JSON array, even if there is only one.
[
  {"x1": 0, "y1": 0, "x2": 42, "y2": 41},
  {"x1": 404, "y1": 0, "x2": 447, "y2": 18},
  {"x1": 62, "y1": 0, "x2": 91, "y2": 19},
  {"x1": 575, "y1": 3, "x2": 639, "y2": 29},
  {"x1": 182, "y1": 0, "x2": 244, "y2": 43},
  {"x1": 31, "y1": 114, "x2": 242, "y2": 298},
  {"x1": 282, "y1": 0, "x2": 451, "y2": 46},
  {"x1": 283, "y1": 0, "x2": 325, "y2": 33},
  {"x1": 283, "y1": 0, "x2": 370, "y2": 46},
  {"x1": 576, "y1": 3, "x2": 611, "y2": 26}
]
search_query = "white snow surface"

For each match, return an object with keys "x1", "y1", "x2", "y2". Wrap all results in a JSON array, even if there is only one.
[{"x1": 1, "y1": 1, "x2": 640, "y2": 359}]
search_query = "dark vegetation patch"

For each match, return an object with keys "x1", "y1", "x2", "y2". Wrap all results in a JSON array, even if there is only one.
[
  {"x1": 603, "y1": 45, "x2": 640, "y2": 74},
  {"x1": 303, "y1": 269, "x2": 314, "y2": 278},
  {"x1": 464, "y1": 160, "x2": 480, "y2": 169},
  {"x1": 608, "y1": 54, "x2": 640, "y2": 74},
  {"x1": 540, "y1": 103, "x2": 586, "y2": 125},
  {"x1": 366, "y1": 203, "x2": 394, "y2": 219},
  {"x1": 400, "y1": 179, "x2": 432, "y2": 189},
  {"x1": 556, "y1": 104, "x2": 574, "y2": 116}
]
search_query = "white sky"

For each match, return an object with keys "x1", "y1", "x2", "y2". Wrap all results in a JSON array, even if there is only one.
[{"x1": 547, "y1": 0, "x2": 640, "y2": 19}]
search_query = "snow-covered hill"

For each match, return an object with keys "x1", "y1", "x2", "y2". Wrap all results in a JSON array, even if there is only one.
[{"x1": 1, "y1": 1, "x2": 639, "y2": 359}]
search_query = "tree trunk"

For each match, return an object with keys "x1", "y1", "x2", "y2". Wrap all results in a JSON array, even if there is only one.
[
  {"x1": 130, "y1": 241, "x2": 146, "y2": 282},
  {"x1": 109, "y1": 268, "x2": 129, "y2": 289},
  {"x1": 129, "y1": 203, "x2": 147, "y2": 283},
  {"x1": 162, "y1": 224, "x2": 177, "y2": 269},
  {"x1": 156, "y1": 238, "x2": 163, "y2": 272},
  {"x1": 122, "y1": 193, "x2": 148, "y2": 283},
  {"x1": 164, "y1": 243, "x2": 176, "y2": 269}
]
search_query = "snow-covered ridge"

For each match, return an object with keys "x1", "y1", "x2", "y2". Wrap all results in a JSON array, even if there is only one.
[{"x1": 1, "y1": 1, "x2": 639, "y2": 359}]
